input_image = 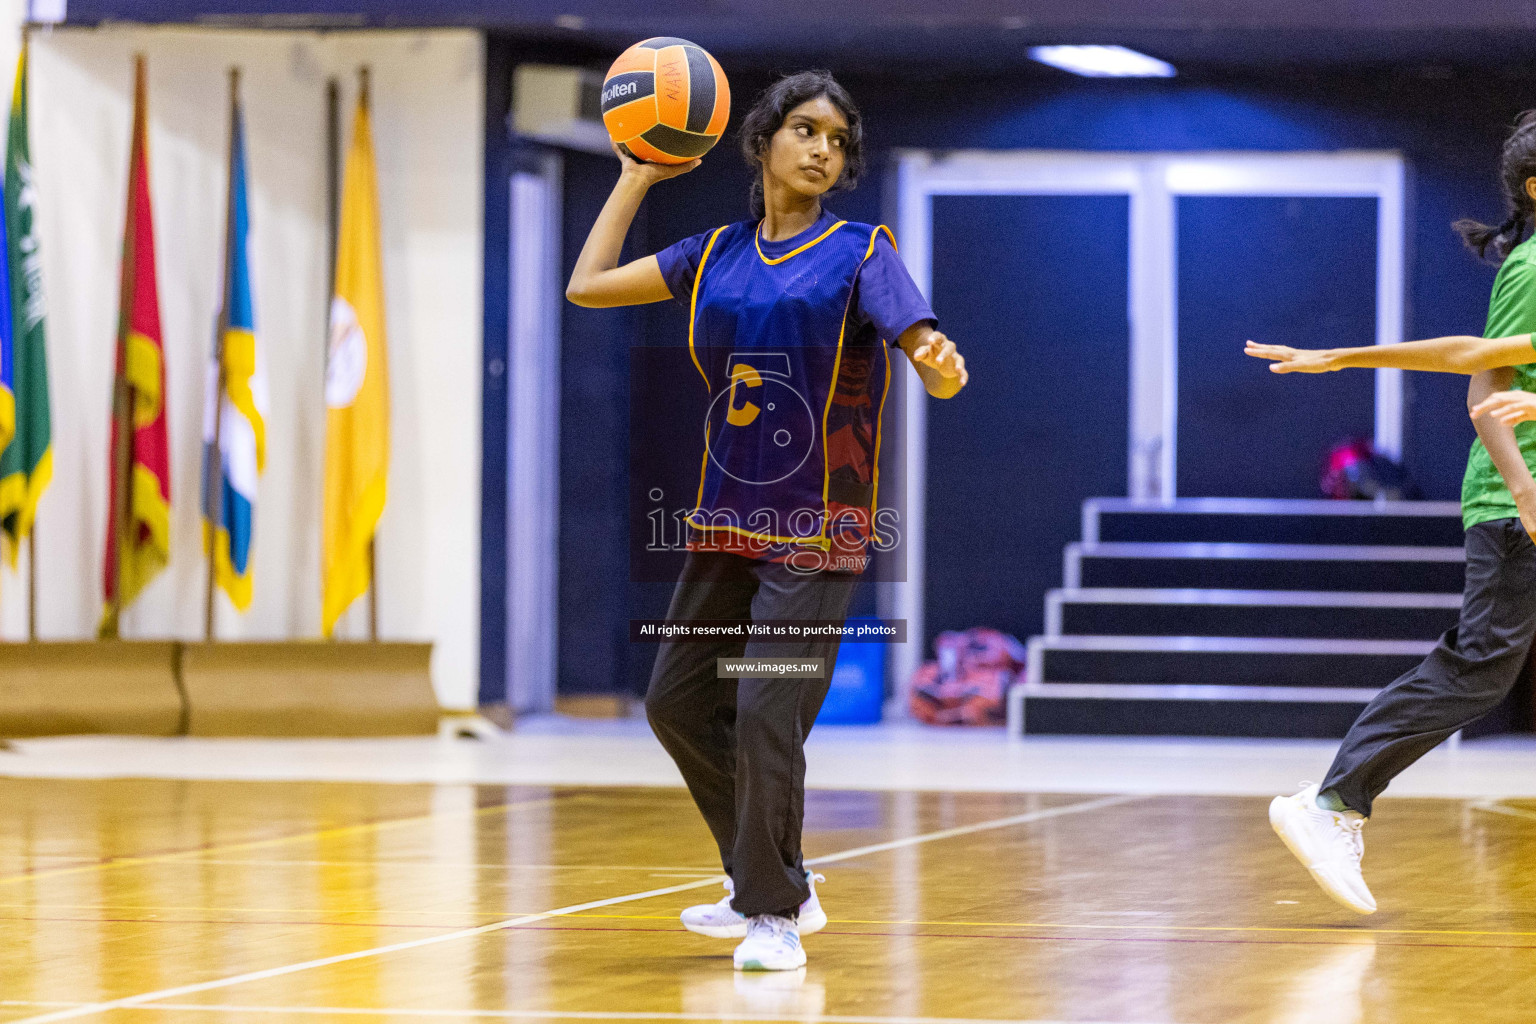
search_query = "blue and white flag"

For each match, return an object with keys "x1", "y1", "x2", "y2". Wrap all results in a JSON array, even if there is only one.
[{"x1": 203, "y1": 94, "x2": 266, "y2": 611}]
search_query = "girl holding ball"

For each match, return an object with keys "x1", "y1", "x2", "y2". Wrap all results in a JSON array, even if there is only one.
[{"x1": 567, "y1": 68, "x2": 967, "y2": 970}]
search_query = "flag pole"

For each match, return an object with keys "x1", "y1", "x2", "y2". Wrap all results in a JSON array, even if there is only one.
[
  {"x1": 359, "y1": 65, "x2": 379, "y2": 644},
  {"x1": 323, "y1": 75, "x2": 339, "y2": 640},
  {"x1": 20, "y1": 30, "x2": 34, "y2": 644},
  {"x1": 26, "y1": 531, "x2": 35, "y2": 641},
  {"x1": 102, "y1": 55, "x2": 146, "y2": 641},
  {"x1": 106, "y1": 373, "x2": 132, "y2": 639},
  {"x1": 368, "y1": 540, "x2": 377, "y2": 641},
  {"x1": 202, "y1": 67, "x2": 239, "y2": 642},
  {"x1": 326, "y1": 76, "x2": 339, "y2": 286}
]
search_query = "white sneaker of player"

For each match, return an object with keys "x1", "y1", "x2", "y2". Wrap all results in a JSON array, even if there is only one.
[
  {"x1": 797, "y1": 871, "x2": 828, "y2": 935},
  {"x1": 733, "y1": 914, "x2": 806, "y2": 971},
  {"x1": 1269, "y1": 782, "x2": 1376, "y2": 915},
  {"x1": 681, "y1": 871, "x2": 828, "y2": 938}
]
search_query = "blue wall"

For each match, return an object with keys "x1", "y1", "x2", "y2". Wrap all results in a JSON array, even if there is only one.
[
  {"x1": 1176, "y1": 195, "x2": 1379, "y2": 497},
  {"x1": 926, "y1": 194, "x2": 1131, "y2": 644},
  {"x1": 555, "y1": 68, "x2": 1522, "y2": 691},
  {"x1": 558, "y1": 150, "x2": 659, "y2": 696}
]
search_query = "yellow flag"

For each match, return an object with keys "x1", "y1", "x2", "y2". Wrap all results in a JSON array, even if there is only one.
[{"x1": 322, "y1": 78, "x2": 388, "y2": 637}]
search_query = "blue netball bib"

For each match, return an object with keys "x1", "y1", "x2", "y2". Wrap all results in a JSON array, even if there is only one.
[{"x1": 681, "y1": 216, "x2": 898, "y2": 565}]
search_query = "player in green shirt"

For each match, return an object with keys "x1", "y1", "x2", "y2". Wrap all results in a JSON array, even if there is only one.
[{"x1": 1244, "y1": 110, "x2": 1536, "y2": 917}]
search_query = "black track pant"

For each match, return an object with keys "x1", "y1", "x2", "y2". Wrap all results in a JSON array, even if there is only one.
[
  {"x1": 645, "y1": 550, "x2": 858, "y2": 919},
  {"x1": 1323, "y1": 518, "x2": 1536, "y2": 816}
]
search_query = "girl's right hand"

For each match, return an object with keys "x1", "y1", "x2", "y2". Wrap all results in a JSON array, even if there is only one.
[
  {"x1": 1244, "y1": 340, "x2": 1340, "y2": 373},
  {"x1": 1471, "y1": 389, "x2": 1536, "y2": 427},
  {"x1": 614, "y1": 142, "x2": 701, "y2": 186}
]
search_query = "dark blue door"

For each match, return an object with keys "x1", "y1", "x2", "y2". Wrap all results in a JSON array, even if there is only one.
[
  {"x1": 1177, "y1": 196, "x2": 1378, "y2": 498},
  {"x1": 927, "y1": 195, "x2": 1131, "y2": 648}
]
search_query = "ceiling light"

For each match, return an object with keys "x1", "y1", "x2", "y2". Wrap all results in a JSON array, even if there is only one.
[{"x1": 1028, "y1": 45, "x2": 1176, "y2": 78}]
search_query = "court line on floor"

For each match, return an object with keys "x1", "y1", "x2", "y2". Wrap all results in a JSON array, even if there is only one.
[
  {"x1": 804, "y1": 794, "x2": 1142, "y2": 867},
  {"x1": 0, "y1": 794, "x2": 564, "y2": 888},
  {"x1": 215, "y1": 917, "x2": 1525, "y2": 951},
  {"x1": 814, "y1": 928, "x2": 1517, "y2": 951},
  {"x1": 0, "y1": 914, "x2": 538, "y2": 930},
  {"x1": 14, "y1": 911, "x2": 1527, "y2": 945},
  {"x1": 555, "y1": 910, "x2": 1536, "y2": 940},
  {"x1": 3, "y1": 793, "x2": 1143, "y2": 1024},
  {"x1": 201, "y1": 917, "x2": 1522, "y2": 952},
  {"x1": 1470, "y1": 798, "x2": 1536, "y2": 821},
  {"x1": 0, "y1": 1002, "x2": 1180, "y2": 1024},
  {"x1": 170, "y1": 860, "x2": 726, "y2": 871}
]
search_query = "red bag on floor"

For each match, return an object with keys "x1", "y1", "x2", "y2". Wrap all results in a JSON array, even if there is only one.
[{"x1": 908, "y1": 628, "x2": 1027, "y2": 725}]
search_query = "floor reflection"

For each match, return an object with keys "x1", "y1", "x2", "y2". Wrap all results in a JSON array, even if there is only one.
[
  {"x1": 1271, "y1": 938, "x2": 1378, "y2": 1024},
  {"x1": 680, "y1": 966, "x2": 827, "y2": 1016}
]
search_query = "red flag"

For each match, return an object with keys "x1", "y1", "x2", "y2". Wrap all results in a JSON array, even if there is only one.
[{"x1": 101, "y1": 56, "x2": 170, "y2": 634}]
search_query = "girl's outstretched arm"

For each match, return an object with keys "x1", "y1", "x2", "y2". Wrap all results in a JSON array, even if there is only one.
[
  {"x1": 565, "y1": 144, "x2": 700, "y2": 308},
  {"x1": 1245, "y1": 333, "x2": 1536, "y2": 375}
]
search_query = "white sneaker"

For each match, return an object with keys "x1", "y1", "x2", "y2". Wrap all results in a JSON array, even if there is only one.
[
  {"x1": 681, "y1": 871, "x2": 828, "y2": 939},
  {"x1": 797, "y1": 872, "x2": 828, "y2": 935},
  {"x1": 1269, "y1": 782, "x2": 1376, "y2": 915},
  {"x1": 733, "y1": 914, "x2": 806, "y2": 971}
]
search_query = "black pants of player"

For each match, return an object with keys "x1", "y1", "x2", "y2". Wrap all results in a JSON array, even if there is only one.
[
  {"x1": 1323, "y1": 518, "x2": 1536, "y2": 817},
  {"x1": 645, "y1": 550, "x2": 859, "y2": 919}
]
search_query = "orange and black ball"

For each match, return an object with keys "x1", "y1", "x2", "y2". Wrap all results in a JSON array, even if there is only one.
[{"x1": 601, "y1": 37, "x2": 730, "y2": 165}]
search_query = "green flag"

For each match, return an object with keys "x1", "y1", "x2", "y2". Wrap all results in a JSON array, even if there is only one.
[{"x1": 0, "y1": 38, "x2": 50, "y2": 563}]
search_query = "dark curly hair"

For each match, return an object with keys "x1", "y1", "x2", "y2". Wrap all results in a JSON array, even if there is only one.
[
  {"x1": 1456, "y1": 110, "x2": 1536, "y2": 265},
  {"x1": 737, "y1": 70, "x2": 864, "y2": 219}
]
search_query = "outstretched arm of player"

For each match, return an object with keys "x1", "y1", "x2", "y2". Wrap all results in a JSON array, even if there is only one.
[
  {"x1": 1245, "y1": 333, "x2": 1536, "y2": 375},
  {"x1": 565, "y1": 144, "x2": 701, "y2": 308},
  {"x1": 898, "y1": 322, "x2": 968, "y2": 399}
]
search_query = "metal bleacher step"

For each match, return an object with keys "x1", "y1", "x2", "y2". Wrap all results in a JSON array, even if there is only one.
[
  {"x1": 1067, "y1": 541, "x2": 1466, "y2": 593},
  {"x1": 1046, "y1": 588, "x2": 1461, "y2": 640},
  {"x1": 1006, "y1": 682, "x2": 1379, "y2": 738},
  {"x1": 1032, "y1": 634, "x2": 1431, "y2": 688},
  {"x1": 1085, "y1": 498, "x2": 1464, "y2": 547},
  {"x1": 1009, "y1": 635, "x2": 1431, "y2": 738},
  {"x1": 1007, "y1": 497, "x2": 1470, "y2": 739}
]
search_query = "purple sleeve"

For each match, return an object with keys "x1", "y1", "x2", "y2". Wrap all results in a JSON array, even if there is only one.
[
  {"x1": 655, "y1": 230, "x2": 712, "y2": 306},
  {"x1": 854, "y1": 235, "x2": 936, "y2": 345}
]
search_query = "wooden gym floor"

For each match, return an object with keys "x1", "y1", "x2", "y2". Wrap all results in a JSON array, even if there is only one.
[{"x1": 1, "y1": 778, "x2": 1535, "y2": 1023}]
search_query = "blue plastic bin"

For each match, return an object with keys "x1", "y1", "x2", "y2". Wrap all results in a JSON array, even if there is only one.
[{"x1": 816, "y1": 617, "x2": 886, "y2": 724}]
